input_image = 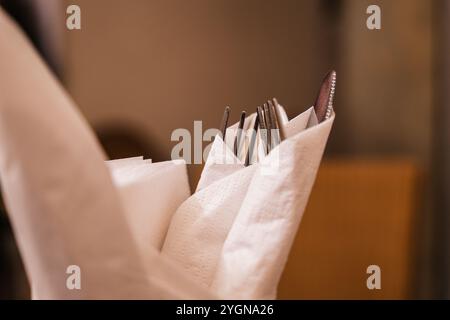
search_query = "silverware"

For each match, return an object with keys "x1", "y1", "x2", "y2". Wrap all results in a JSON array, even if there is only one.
[
  {"x1": 219, "y1": 106, "x2": 231, "y2": 139},
  {"x1": 271, "y1": 97, "x2": 286, "y2": 141},
  {"x1": 267, "y1": 99, "x2": 281, "y2": 148},
  {"x1": 313, "y1": 70, "x2": 337, "y2": 122},
  {"x1": 325, "y1": 71, "x2": 336, "y2": 120},
  {"x1": 256, "y1": 106, "x2": 268, "y2": 154},
  {"x1": 263, "y1": 103, "x2": 272, "y2": 152},
  {"x1": 217, "y1": 69, "x2": 336, "y2": 165},
  {"x1": 244, "y1": 114, "x2": 260, "y2": 166},
  {"x1": 234, "y1": 111, "x2": 246, "y2": 156}
]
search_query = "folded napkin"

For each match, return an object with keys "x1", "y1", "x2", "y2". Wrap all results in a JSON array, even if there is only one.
[
  {"x1": 0, "y1": 9, "x2": 212, "y2": 299},
  {"x1": 108, "y1": 158, "x2": 191, "y2": 252},
  {"x1": 162, "y1": 161, "x2": 258, "y2": 285},
  {"x1": 212, "y1": 114, "x2": 333, "y2": 299},
  {"x1": 162, "y1": 106, "x2": 333, "y2": 299}
]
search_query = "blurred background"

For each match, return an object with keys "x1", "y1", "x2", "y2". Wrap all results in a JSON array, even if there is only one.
[{"x1": 0, "y1": 0, "x2": 448, "y2": 299}]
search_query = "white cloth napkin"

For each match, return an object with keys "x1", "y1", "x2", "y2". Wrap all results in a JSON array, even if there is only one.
[
  {"x1": 0, "y1": 9, "x2": 213, "y2": 299},
  {"x1": 162, "y1": 106, "x2": 333, "y2": 299}
]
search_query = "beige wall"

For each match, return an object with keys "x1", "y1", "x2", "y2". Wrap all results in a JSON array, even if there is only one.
[
  {"x1": 64, "y1": 0, "x2": 328, "y2": 160},
  {"x1": 337, "y1": 0, "x2": 433, "y2": 164}
]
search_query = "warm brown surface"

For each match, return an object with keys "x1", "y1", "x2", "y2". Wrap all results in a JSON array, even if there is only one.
[{"x1": 278, "y1": 159, "x2": 419, "y2": 299}]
